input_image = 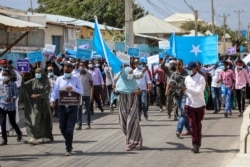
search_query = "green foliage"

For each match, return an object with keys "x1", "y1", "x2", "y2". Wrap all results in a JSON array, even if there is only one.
[{"x1": 36, "y1": 0, "x2": 148, "y2": 28}]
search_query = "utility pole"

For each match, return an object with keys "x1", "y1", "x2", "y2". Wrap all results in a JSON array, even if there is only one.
[
  {"x1": 184, "y1": 0, "x2": 198, "y2": 36},
  {"x1": 30, "y1": 0, "x2": 34, "y2": 15},
  {"x1": 248, "y1": 23, "x2": 250, "y2": 52},
  {"x1": 211, "y1": 0, "x2": 215, "y2": 34},
  {"x1": 234, "y1": 10, "x2": 244, "y2": 40},
  {"x1": 219, "y1": 13, "x2": 230, "y2": 54},
  {"x1": 125, "y1": 0, "x2": 134, "y2": 48}
]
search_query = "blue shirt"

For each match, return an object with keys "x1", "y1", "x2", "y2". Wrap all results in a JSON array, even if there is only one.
[
  {"x1": 50, "y1": 75, "x2": 84, "y2": 102},
  {"x1": 0, "y1": 81, "x2": 18, "y2": 111}
]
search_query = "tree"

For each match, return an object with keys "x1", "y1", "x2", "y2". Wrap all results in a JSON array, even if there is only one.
[{"x1": 36, "y1": 0, "x2": 148, "y2": 28}]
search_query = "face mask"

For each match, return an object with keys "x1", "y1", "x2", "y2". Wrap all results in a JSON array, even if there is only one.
[
  {"x1": 95, "y1": 64, "x2": 100, "y2": 67},
  {"x1": 3, "y1": 76, "x2": 9, "y2": 82},
  {"x1": 237, "y1": 66, "x2": 243, "y2": 70},
  {"x1": 48, "y1": 72, "x2": 54, "y2": 77},
  {"x1": 2, "y1": 67, "x2": 7, "y2": 70},
  {"x1": 127, "y1": 74, "x2": 134, "y2": 80},
  {"x1": 35, "y1": 73, "x2": 42, "y2": 79},
  {"x1": 88, "y1": 64, "x2": 93, "y2": 68},
  {"x1": 138, "y1": 65, "x2": 143, "y2": 70},
  {"x1": 187, "y1": 70, "x2": 193, "y2": 75},
  {"x1": 64, "y1": 73, "x2": 71, "y2": 78}
]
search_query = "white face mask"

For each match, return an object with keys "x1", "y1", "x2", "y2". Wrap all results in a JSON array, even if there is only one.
[
  {"x1": 88, "y1": 64, "x2": 93, "y2": 68},
  {"x1": 187, "y1": 70, "x2": 193, "y2": 75},
  {"x1": 127, "y1": 74, "x2": 134, "y2": 80}
]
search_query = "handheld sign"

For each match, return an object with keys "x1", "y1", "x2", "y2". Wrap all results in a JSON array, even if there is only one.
[
  {"x1": 127, "y1": 47, "x2": 140, "y2": 57},
  {"x1": 116, "y1": 52, "x2": 130, "y2": 65},
  {"x1": 59, "y1": 90, "x2": 82, "y2": 106},
  {"x1": 159, "y1": 40, "x2": 170, "y2": 50},
  {"x1": 77, "y1": 49, "x2": 92, "y2": 60},
  {"x1": 147, "y1": 54, "x2": 159, "y2": 66},
  {"x1": 45, "y1": 44, "x2": 56, "y2": 53},
  {"x1": 16, "y1": 59, "x2": 30, "y2": 72},
  {"x1": 28, "y1": 50, "x2": 43, "y2": 63}
]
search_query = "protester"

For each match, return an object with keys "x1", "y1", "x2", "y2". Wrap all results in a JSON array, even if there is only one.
[
  {"x1": 88, "y1": 60, "x2": 104, "y2": 114},
  {"x1": 76, "y1": 61, "x2": 93, "y2": 130},
  {"x1": 0, "y1": 69, "x2": 22, "y2": 145},
  {"x1": 218, "y1": 61, "x2": 235, "y2": 118},
  {"x1": 103, "y1": 63, "x2": 114, "y2": 108},
  {"x1": 183, "y1": 62, "x2": 206, "y2": 153},
  {"x1": 21, "y1": 68, "x2": 53, "y2": 144},
  {"x1": 115, "y1": 66, "x2": 143, "y2": 151},
  {"x1": 166, "y1": 59, "x2": 190, "y2": 138},
  {"x1": 234, "y1": 60, "x2": 250, "y2": 117},
  {"x1": 50, "y1": 63, "x2": 83, "y2": 156},
  {"x1": 47, "y1": 66, "x2": 58, "y2": 117},
  {"x1": 133, "y1": 59, "x2": 151, "y2": 121}
]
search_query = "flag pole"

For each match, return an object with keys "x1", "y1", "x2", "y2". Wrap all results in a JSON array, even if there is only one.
[{"x1": 94, "y1": 16, "x2": 115, "y2": 84}]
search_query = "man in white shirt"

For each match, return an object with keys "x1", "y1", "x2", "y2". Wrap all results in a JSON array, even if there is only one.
[
  {"x1": 133, "y1": 60, "x2": 151, "y2": 121},
  {"x1": 209, "y1": 63, "x2": 223, "y2": 114},
  {"x1": 183, "y1": 62, "x2": 206, "y2": 153}
]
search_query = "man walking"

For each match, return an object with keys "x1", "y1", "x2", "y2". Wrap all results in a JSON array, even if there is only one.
[{"x1": 50, "y1": 63, "x2": 84, "y2": 156}]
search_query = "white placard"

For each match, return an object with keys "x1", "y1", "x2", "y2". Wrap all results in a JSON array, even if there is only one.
[
  {"x1": 116, "y1": 52, "x2": 130, "y2": 65},
  {"x1": 147, "y1": 54, "x2": 159, "y2": 65},
  {"x1": 159, "y1": 40, "x2": 170, "y2": 49},
  {"x1": 45, "y1": 44, "x2": 56, "y2": 53},
  {"x1": 243, "y1": 54, "x2": 250, "y2": 64}
]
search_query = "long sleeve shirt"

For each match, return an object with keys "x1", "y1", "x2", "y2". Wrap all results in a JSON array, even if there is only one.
[
  {"x1": 235, "y1": 68, "x2": 250, "y2": 89},
  {"x1": 219, "y1": 69, "x2": 235, "y2": 88},
  {"x1": 88, "y1": 68, "x2": 104, "y2": 86},
  {"x1": 0, "y1": 81, "x2": 18, "y2": 111},
  {"x1": 50, "y1": 75, "x2": 84, "y2": 102},
  {"x1": 185, "y1": 72, "x2": 206, "y2": 108}
]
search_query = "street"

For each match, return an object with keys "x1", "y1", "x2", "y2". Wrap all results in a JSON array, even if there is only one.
[{"x1": 0, "y1": 105, "x2": 242, "y2": 167}]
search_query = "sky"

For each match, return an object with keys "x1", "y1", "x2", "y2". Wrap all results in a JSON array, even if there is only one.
[{"x1": 1, "y1": 0, "x2": 249, "y2": 30}]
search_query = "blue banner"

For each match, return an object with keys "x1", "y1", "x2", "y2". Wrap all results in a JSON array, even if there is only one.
[
  {"x1": 77, "y1": 49, "x2": 92, "y2": 60},
  {"x1": 27, "y1": 50, "x2": 43, "y2": 63},
  {"x1": 127, "y1": 47, "x2": 140, "y2": 57}
]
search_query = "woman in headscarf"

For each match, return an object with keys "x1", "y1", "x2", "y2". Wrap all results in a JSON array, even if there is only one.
[
  {"x1": 21, "y1": 68, "x2": 53, "y2": 144},
  {"x1": 115, "y1": 66, "x2": 143, "y2": 151}
]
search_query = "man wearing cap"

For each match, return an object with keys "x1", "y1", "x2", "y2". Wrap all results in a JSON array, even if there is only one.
[
  {"x1": 234, "y1": 60, "x2": 250, "y2": 117},
  {"x1": 182, "y1": 61, "x2": 206, "y2": 153},
  {"x1": 0, "y1": 59, "x2": 22, "y2": 135}
]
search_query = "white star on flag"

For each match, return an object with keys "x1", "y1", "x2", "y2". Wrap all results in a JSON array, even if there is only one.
[{"x1": 190, "y1": 45, "x2": 202, "y2": 56}]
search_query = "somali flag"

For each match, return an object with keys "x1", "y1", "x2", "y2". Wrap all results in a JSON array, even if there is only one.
[
  {"x1": 93, "y1": 18, "x2": 122, "y2": 74},
  {"x1": 173, "y1": 35, "x2": 218, "y2": 65}
]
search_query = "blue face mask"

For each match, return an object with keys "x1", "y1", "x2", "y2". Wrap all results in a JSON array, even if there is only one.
[
  {"x1": 48, "y1": 72, "x2": 54, "y2": 77},
  {"x1": 35, "y1": 73, "x2": 42, "y2": 79},
  {"x1": 187, "y1": 70, "x2": 193, "y2": 75},
  {"x1": 64, "y1": 73, "x2": 71, "y2": 79}
]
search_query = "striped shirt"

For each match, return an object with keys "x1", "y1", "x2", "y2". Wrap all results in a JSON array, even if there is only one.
[{"x1": 0, "y1": 81, "x2": 18, "y2": 111}]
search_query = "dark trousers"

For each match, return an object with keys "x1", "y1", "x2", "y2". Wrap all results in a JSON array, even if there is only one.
[
  {"x1": 91, "y1": 85, "x2": 104, "y2": 113},
  {"x1": 156, "y1": 83, "x2": 165, "y2": 109},
  {"x1": 235, "y1": 88, "x2": 246, "y2": 113},
  {"x1": 58, "y1": 105, "x2": 78, "y2": 151},
  {"x1": 0, "y1": 108, "x2": 22, "y2": 142},
  {"x1": 77, "y1": 96, "x2": 91, "y2": 126},
  {"x1": 185, "y1": 105, "x2": 205, "y2": 146}
]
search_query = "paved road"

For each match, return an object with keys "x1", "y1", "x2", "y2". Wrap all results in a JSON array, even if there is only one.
[{"x1": 0, "y1": 105, "x2": 242, "y2": 167}]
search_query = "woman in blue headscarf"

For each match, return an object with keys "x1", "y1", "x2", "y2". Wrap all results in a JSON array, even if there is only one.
[{"x1": 115, "y1": 66, "x2": 143, "y2": 151}]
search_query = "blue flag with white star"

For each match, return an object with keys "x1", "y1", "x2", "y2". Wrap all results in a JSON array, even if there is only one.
[{"x1": 174, "y1": 35, "x2": 218, "y2": 65}]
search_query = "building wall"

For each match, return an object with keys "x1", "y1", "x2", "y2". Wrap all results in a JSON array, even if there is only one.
[{"x1": 44, "y1": 24, "x2": 64, "y2": 44}]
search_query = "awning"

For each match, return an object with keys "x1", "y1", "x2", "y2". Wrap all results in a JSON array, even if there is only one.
[{"x1": 0, "y1": 15, "x2": 45, "y2": 32}]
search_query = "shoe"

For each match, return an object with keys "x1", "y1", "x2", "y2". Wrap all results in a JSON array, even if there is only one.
[
  {"x1": 182, "y1": 131, "x2": 191, "y2": 136},
  {"x1": 238, "y1": 113, "x2": 243, "y2": 117},
  {"x1": 0, "y1": 141, "x2": 7, "y2": 146},
  {"x1": 159, "y1": 108, "x2": 163, "y2": 112},
  {"x1": 224, "y1": 113, "x2": 228, "y2": 118},
  {"x1": 28, "y1": 138, "x2": 38, "y2": 145},
  {"x1": 191, "y1": 144, "x2": 199, "y2": 153},
  {"x1": 176, "y1": 131, "x2": 181, "y2": 138},
  {"x1": 85, "y1": 126, "x2": 91, "y2": 130},
  {"x1": 75, "y1": 126, "x2": 82, "y2": 130},
  {"x1": 64, "y1": 150, "x2": 72, "y2": 156},
  {"x1": 17, "y1": 133, "x2": 22, "y2": 142},
  {"x1": 213, "y1": 110, "x2": 218, "y2": 114},
  {"x1": 42, "y1": 137, "x2": 49, "y2": 143}
]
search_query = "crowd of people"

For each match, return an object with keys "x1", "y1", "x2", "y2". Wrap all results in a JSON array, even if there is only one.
[{"x1": 0, "y1": 52, "x2": 249, "y2": 155}]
